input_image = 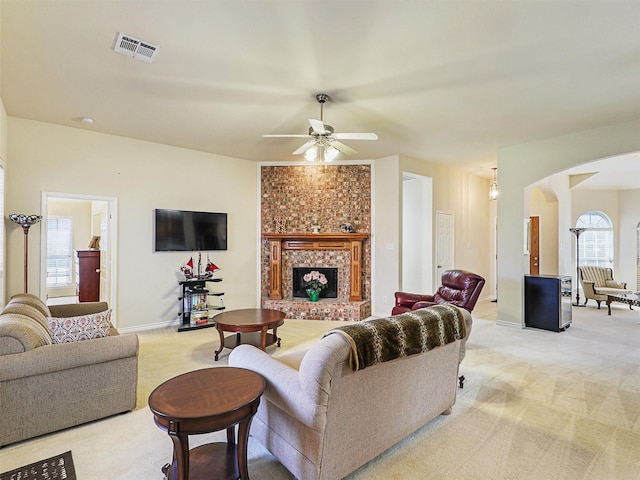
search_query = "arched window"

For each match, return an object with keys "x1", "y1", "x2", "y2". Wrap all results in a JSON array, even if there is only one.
[{"x1": 576, "y1": 211, "x2": 613, "y2": 268}]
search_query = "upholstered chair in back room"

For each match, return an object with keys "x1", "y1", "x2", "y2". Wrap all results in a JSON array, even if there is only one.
[{"x1": 579, "y1": 266, "x2": 632, "y2": 309}]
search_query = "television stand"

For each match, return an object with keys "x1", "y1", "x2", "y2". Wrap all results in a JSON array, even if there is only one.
[{"x1": 178, "y1": 278, "x2": 225, "y2": 331}]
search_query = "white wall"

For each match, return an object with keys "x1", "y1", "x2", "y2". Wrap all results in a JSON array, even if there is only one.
[
  {"x1": 498, "y1": 120, "x2": 640, "y2": 326},
  {"x1": 400, "y1": 155, "x2": 492, "y2": 293},
  {"x1": 371, "y1": 154, "x2": 492, "y2": 318},
  {"x1": 0, "y1": 98, "x2": 5, "y2": 306},
  {"x1": 617, "y1": 189, "x2": 640, "y2": 290},
  {"x1": 6, "y1": 118, "x2": 258, "y2": 330},
  {"x1": 373, "y1": 155, "x2": 401, "y2": 316},
  {"x1": 0, "y1": 4, "x2": 6, "y2": 305}
]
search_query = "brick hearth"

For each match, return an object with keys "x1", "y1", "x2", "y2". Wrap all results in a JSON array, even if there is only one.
[{"x1": 262, "y1": 298, "x2": 371, "y2": 322}]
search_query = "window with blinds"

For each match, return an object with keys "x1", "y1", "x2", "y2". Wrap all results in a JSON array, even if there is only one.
[
  {"x1": 47, "y1": 217, "x2": 73, "y2": 287},
  {"x1": 576, "y1": 211, "x2": 614, "y2": 268}
]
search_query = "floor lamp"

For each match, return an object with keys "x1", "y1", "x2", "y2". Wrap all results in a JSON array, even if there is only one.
[
  {"x1": 9, "y1": 214, "x2": 43, "y2": 293},
  {"x1": 569, "y1": 227, "x2": 586, "y2": 307}
]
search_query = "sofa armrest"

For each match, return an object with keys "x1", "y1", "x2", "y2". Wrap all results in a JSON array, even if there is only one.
[
  {"x1": 0, "y1": 333, "x2": 138, "y2": 382},
  {"x1": 604, "y1": 280, "x2": 627, "y2": 289},
  {"x1": 581, "y1": 280, "x2": 597, "y2": 297},
  {"x1": 394, "y1": 292, "x2": 435, "y2": 308},
  {"x1": 412, "y1": 300, "x2": 437, "y2": 310},
  {"x1": 229, "y1": 345, "x2": 324, "y2": 429}
]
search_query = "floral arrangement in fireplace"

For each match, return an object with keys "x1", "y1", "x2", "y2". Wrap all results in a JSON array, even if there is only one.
[{"x1": 303, "y1": 270, "x2": 328, "y2": 302}]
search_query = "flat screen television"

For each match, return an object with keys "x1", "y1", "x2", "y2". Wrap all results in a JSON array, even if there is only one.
[{"x1": 154, "y1": 209, "x2": 227, "y2": 252}]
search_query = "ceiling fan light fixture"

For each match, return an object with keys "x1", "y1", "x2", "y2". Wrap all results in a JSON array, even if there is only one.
[
  {"x1": 324, "y1": 146, "x2": 339, "y2": 162},
  {"x1": 305, "y1": 147, "x2": 317, "y2": 162},
  {"x1": 263, "y1": 93, "x2": 377, "y2": 159}
]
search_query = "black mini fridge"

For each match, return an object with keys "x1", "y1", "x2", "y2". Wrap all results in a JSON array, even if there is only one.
[{"x1": 524, "y1": 275, "x2": 572, "y2": 332}]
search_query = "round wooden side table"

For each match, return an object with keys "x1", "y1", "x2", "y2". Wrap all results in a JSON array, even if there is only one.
[
  {"x1": 149, "y1": 367, "x2": 265, "y2": 480},
  {"x1": 213, "y1": 308, "x2": 285, "y2": 361}
]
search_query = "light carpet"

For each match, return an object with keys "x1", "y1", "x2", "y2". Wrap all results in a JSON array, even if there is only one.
[{"x1": 1, "y1": 302, "x2": 638, "y2": 479}]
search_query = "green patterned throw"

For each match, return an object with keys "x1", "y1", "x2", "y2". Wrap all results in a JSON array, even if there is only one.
[{"x1": 324, "y1": 304, "x2": 466, "y2": 371}]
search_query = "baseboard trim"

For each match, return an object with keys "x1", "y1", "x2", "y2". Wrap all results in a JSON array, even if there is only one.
[
  {"x1": 496, "y1": 320, "x2": 525, "y2": 329},
  {"x1": 117, "y1": 319, "x2": 179, "y2": 334}
]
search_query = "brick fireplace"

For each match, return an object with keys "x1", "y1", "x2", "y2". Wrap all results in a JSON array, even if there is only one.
[{"x1": 261, "y1": 164, "x2": 372, "y2": 321}]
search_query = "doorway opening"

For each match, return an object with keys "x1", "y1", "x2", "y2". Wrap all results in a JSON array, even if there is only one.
[
  {"x1": 39, "y1": 192, "x2": 118, "y2": 325},
  {"x1": 401, "y1": 173, "x2": 433, "y2": 294}
]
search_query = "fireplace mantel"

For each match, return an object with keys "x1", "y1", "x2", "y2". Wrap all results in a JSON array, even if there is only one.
[{"x1": 263, "y1": 233, "x2": 369, "y2": 301}]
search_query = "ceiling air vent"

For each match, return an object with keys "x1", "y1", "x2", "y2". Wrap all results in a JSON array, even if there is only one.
[{"x1": 113, "y1": 32, "x2": 158, "y2": 63}]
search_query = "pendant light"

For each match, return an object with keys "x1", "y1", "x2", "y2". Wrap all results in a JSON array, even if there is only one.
[{"x1": 489, "y1": 168, "x2": 499, "y2": 200}]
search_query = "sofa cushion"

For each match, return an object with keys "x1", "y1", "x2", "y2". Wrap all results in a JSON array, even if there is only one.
[
  {"x1": 604, "y1": 280, "x2": 626, "y2": 289},
  {"x1": 48, "y1": 310, "x2": 112, "y2": 344},
  {"x1": 593, "y1": 286, "x2": 633, "y2": 296},
  {"x1": 7, "y1": 293, "x2": 52, "y2": 318},
  {"x1": 1, "y1": 304, "x2": 52, "y2": 338},
  {"x1": 48, "y1": 302, "x2": 109, "y2": 318},
  {"x1": 0, "y1": 313, "x2": 53, "y2": 354}
]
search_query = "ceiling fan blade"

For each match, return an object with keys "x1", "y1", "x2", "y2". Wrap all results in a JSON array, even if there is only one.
[
  {"x1": 308, "y1": 119, "x2": 326, "y2": 135},
  {"x1": 333, "y1": 132, "x2": 378, "y2": 140},
  {"x1": 292, "y1": 140, "x2": 316, "y2": 155},
  {"x1": 263, "y1": 134, "x2": 311, "y2": 138},
  {"x1": 330, "y1": 140, "x2": 357, "y2": 156}
]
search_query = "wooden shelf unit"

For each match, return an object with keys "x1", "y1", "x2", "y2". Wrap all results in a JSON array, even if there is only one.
[{"x1": 178, "y1": 278, "x2": 224, "y2": 332}]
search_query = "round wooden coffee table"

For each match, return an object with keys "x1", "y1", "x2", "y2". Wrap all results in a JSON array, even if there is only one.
[
  {"x1": 149, "y1": 367, "x2": 265, "y2": 480},
  {"x1": 213, "y1": 308, "x2": 285, "y2": 361}
]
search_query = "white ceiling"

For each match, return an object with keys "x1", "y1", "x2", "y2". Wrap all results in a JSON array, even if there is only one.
[{"x1": 1, "y1": 0, "x2": 639, "y2": 187}]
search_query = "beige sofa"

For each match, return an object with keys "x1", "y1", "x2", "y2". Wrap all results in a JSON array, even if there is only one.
[
  {"x1": 229, "y1": 306, "x2": 470, "y2": 480},
  {"x1": 0, "y1": 294, "x2": 139, "y2": 446}
]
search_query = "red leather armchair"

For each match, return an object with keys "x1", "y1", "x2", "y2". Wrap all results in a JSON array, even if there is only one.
[{"x1": 392, "y1": 269, "x2": 486, "y2": 316}]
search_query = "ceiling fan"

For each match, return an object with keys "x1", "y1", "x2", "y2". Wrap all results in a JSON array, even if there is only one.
[{"x1": 263, "y1": 93, "x2": 378, "y2": 162}]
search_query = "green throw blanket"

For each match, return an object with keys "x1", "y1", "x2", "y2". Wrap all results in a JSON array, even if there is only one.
[{"x1": 324, "y1": 304, "x2": 466, "y2": 371}]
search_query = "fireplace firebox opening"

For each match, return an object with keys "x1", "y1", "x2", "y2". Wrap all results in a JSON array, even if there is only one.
[{"x1": 293, "y1": 267, "x2": 338, "y2": 298}]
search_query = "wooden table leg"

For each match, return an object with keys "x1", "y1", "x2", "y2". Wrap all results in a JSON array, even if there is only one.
[
  {"x1": 260, "y1": 327, "x2": 267, "y2": 351},
  {"x1": 168, "y1": 422, "x2": 189, "y2": 480},
  {"x1": 607, "y1": 297, "x2": 612, "y2": 315},
  {"x1": 214, "y1": 326, "x2": 225, "y2": 361},
  {"x1": 226, "y1": 425, "x2": 235, "y2": 445},
  {"x1": 237, "y1": 415, "x2": 255, "y2": 480}
]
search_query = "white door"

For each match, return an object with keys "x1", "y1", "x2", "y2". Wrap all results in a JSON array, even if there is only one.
[{"x1": 435, "y1": 211, "x2": 454, "y2": 284}]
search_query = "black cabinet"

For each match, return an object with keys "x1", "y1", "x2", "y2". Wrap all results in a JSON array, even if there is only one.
[
  {"x1": 178, "y1": 278, "x2": 225, "y2": 332},
  {"x1": 524, "y1": 275, "x2": 572, "y2": 332}
]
